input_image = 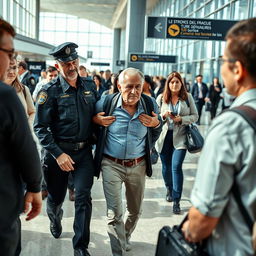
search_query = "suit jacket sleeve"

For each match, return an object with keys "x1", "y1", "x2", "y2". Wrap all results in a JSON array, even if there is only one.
[
  {"x1": 0, "y1": 85, "x2": 42, "y2": 192},
  {"x1": 151, "y1": 98, "x2": 163, "y2": 146}
]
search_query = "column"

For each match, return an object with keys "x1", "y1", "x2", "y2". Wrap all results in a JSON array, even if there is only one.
[
  {"x1": 35, "y1": 0, "x2": 40, "y2": 40},
  {"x1": 112, "y1": 28, "x2": 121, "y2": 73},
  {"x1": 125, "y1": 0, "x2": 146, "y2": 72}
]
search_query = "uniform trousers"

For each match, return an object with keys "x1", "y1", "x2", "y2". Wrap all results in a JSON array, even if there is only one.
[
  {"x1": 101, "y1": 157, "x2": 146, "y2": 256},
  {"x1": 44, "y1": 146, "x2": 94, "y2": 250}
]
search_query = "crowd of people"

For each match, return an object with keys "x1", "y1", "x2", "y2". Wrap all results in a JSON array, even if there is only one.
[{"x1": 0, "y1": 16, "x2": 255, "y2": 256}]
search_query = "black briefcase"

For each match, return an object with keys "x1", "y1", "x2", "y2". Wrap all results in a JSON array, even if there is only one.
[{"x1": 155, "y1": 217, "x2": 209, "y2": 256}]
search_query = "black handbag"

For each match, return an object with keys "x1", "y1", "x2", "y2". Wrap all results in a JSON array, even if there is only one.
[
  {"x1": 185, "y1": 124, "x2": 204, "y2": 153},
  {"x1": 155, "y1": 216, "x2": 209, "y2": 256},
  {"x1": 205, "y1": 101, "x2": 212, "y2": 112}
]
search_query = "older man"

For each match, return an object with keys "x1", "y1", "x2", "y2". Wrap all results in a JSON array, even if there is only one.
[
  {"x1": 0, "y1": 18, "x2": 42, "y2": 256},
  {"x1": 182, "y1": 18, "x2": 256, "y2": 255},
  {"x1": 34, "y1": 42, "x2": 98, "y2": 256},
  {"x1": 93, "y1": 67, "x2": 162, "y2": 256}
]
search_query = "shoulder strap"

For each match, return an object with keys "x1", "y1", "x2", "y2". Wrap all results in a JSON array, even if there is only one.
[
  {"x1": 141, "y1": 94, "x2": 154, "y2": 115},
  {"x1": 185, "y1": 98, "x2": 190, "y2": 108},
  {"x1": 103, "y1": 92, "x2": 120, "y2": 115},
  {"x1": 228, "y1": 105, "x2": 256, "y2": 233},
  {"x1": 232, "y1": 182, "x2": 254, "y2": 232},
  {"x1": 229, "y1": 105, "x2": 256, "y2": 131}
]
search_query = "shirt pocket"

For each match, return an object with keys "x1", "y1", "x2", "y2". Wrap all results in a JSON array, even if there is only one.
[
  {"x1": 57, "y1": 96, "x2": 77, "y2": 121},
  {"x1": 83, "y1": 93, "x2": 96, "y2": 105}
]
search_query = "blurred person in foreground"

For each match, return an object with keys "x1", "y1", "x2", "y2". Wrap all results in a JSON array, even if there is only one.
[
  {"x1": 0, "y1": 18, "x2": 42, "y2": 256},
  {"x1": 182, "y1": 18, "x2": 256, "y2": 256}
]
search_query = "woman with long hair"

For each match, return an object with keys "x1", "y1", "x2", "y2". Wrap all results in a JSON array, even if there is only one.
[
  {"x1": 4, "y1": 58, "x2": 35, "y2": 130},
  {"x1": 93, "y1": 74, "x2": 106, "y2": 97},
  {"x1": 156, "y1": 71, "x2": 198, "y2": 214}
]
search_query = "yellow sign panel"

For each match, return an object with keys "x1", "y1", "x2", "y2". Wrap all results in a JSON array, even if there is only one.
[
  {"x1": 131, "y1": 55, "x2": 138, "y2": 62},
  {"x1": 168, "y1": 24, "x2": 180, "y2": 37}
]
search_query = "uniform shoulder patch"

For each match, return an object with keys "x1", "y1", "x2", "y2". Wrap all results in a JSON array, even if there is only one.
[{"x1": 37, "y1": 91, "x2": 48, "y2": 104}]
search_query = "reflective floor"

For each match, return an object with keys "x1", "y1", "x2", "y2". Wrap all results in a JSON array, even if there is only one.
[{"x1": 20, "y1": 118, "x2": 211, "y2": 256}]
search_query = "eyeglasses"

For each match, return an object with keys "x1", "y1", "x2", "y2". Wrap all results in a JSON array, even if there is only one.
[
  {"x1": 218, "y1": 56, "x2": 237, "y2": 66},
  {"x1": 0, "y1": 47, "x2": 16, "y2": 60}
]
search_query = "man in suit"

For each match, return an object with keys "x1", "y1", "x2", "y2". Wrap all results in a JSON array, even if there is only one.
[
  {"x1": 18, "y1": 60, "x2": 37, "y2": 95},
  {"x1": 191, "y1": 74, "x2": 208, "y2": 124},
  {"x1": 0, "y1": 18, "x2": 42, "y2": 256}
]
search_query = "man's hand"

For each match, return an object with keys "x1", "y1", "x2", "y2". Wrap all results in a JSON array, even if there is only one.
[
  {"x1": 139, "y1": 111, "x2": 160, "y2": 128},
  {"x1": 23, "y1": 191, "x2": 42, "y2": 221},
  {"x1": 56, "y1": 153, "x2": 75, "y2": 171},
  {"x1": 181, "y1": 207, "x2": 219, "y2": 242},
  {"x1": 93, "y1": 112, "x2": 116, "y2": 127}
]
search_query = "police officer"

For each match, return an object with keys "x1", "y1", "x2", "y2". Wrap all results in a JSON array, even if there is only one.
[{"x1": 34, "y1": 42, "x2": 98, "y2": 256}]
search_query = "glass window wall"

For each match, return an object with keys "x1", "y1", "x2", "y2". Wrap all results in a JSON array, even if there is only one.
[
  {"x1": 145, "y1": 0, "x2": 252, "y2": 83},
  {"x1": 40, "y1": 12, "x2": 113, "y2": 68}
]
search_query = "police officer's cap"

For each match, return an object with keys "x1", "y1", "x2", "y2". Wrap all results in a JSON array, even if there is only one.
[{"x1": 49, "y1": 42, "x2": 78, "y2": 62}]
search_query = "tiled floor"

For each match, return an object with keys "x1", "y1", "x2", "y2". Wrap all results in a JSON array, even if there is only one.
[{"x1": 20, "y1": 113, "x2": 211, "y2": 256}]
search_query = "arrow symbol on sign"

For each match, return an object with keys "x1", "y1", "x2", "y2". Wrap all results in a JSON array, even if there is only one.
[{"x1": 154, "y1": 23, "x2": 163, "y2": 32}]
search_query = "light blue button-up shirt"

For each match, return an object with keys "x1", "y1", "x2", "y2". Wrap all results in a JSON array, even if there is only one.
[{"x1": 96, "y1": 95, "x2": 150, "y2": 159}]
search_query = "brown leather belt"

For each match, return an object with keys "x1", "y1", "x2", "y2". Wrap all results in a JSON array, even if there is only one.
[{"x1": 103, "y1": 154, "x2": 145, "y2": 167}]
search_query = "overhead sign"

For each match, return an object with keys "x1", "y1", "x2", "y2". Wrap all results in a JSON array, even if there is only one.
[
  {"x1": 90, "y1": 62, "x2": 110, "y2": 66},
  {"x1": 147, "y1": 16, "x2": 166, "y2": 39},
  {"x1": 129, "y1": 53, "x2": 177, "y2": 63},
  {"x1": 87, "y1": 51, "x2": 93, "y2": 58},
  {"x1": 27, "y1": 61, "x2": 46, "y2": 76},
  {"x1": 147, "y1": 16, "x2": 237, "y2": 41}
]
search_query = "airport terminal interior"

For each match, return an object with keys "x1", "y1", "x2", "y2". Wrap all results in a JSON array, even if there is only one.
[{"x1": 1, "y1": 0, "x2": 256, "y2": 255}]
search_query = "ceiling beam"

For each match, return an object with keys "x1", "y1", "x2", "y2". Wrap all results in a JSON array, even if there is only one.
[{"x1": 110, "y1": 0, "x2": 127, "y2": 29}]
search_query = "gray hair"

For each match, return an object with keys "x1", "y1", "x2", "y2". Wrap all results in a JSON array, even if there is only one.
[{"x1": 118, "y1": 67, "x2": 144, "y2": 85}]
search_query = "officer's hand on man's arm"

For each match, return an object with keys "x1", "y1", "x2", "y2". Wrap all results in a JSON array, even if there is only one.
[
  {"x1": 139, "y1": 111, "x2": 160, "y2": 128},
  {"x1": 93, "y1": 112, "x2": 116, "y2": 127},
  {"x1": 56, "y1": 153, "x2": 75, "y2": 171},
  {"x1": 24, "y1": 191, "x2": 42, "y2": 221}
]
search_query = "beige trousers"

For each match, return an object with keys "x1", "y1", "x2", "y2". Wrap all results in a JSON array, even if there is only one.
[{"x1": 101, "y1": 157, "x2": 146, "y2": 256}]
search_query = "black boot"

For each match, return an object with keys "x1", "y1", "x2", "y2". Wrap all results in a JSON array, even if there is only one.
[
  {"x1": 173, "y1": 201, "x2": 181, "y2": 214},
  {"x1": 166, "y1": 189, "x2": 173, "y2": 202},
  {"x1": 47, "y1": 200, "x2": 63, "y2": 238}
]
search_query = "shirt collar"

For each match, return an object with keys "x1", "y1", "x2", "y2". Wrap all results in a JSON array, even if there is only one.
[
  {"x1": 20, "y1": 70, "x2": 29, "y2": 81},
  {"x1": 231, "y1": 88, "x2": 256, "y2": 108},
  {"x1": 59, "y1": 75, "x2": 81, "y2": 92}
]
